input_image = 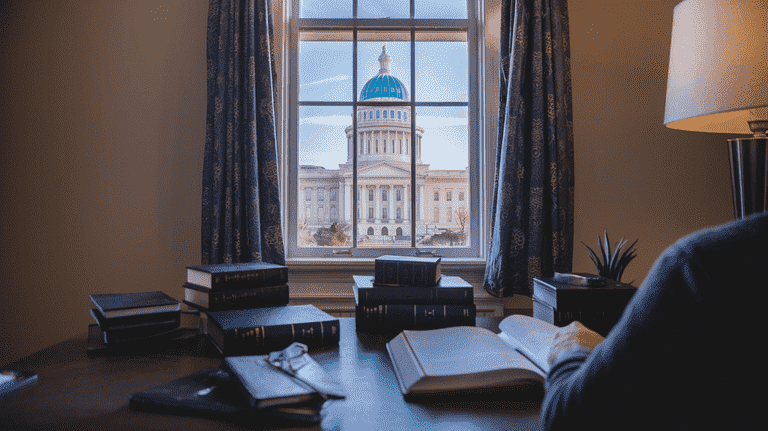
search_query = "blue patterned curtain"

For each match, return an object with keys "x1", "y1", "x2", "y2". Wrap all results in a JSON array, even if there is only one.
[
  {"x1": 201, "y1": 0, "x2": 285, "y2": 265},
  {"x1": 484, "y1": 0, "x2": 574, "y2": 297}
]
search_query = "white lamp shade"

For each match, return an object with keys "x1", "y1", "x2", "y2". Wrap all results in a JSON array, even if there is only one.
[{"x1": 664, "y1": 0, "x2": 768, "y2": 134}]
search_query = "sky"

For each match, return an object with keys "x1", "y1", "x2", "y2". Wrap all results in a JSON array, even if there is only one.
[{"x1": 296, "y1": 2, "x2": 471, "y2": 171}]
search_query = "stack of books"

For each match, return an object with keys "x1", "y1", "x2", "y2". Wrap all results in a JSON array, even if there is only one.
[
  {"x1": 182, "y1": 262, "x2": 290, "y2": 312},
  {"x1": 88, "y1": 291, "x2": 185, "y2": 353},
  {"x1": 354, "y1": 255, "x2": 476, "y2": 334},
  {"x1": 182, "y1": 262, "x2": 340, "y2": 356}
]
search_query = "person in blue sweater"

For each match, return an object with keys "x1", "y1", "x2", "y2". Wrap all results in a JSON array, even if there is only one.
[{"x1": 541, "y1": 212, "x2": 768, "y2": 430}]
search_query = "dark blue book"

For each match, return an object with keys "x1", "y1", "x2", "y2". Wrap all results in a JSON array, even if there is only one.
[
  {"x1": 129, "y1": 367, "x2": 323, "y2": 423},
  {"x1": 355, "y1": 303, "x2": 476, "y2": 334},
  {"x1": 90, "y1": 308, "x2": 181, "y2": 331},
  {"x1": 89, "y1": 291, "x2": 180, "y2": 319},
  {"x1": 206, "y1": 305, "x2": 340, "y2": 356},
  {"x1": 0, "y1": 369, "x2": 37, "y2": 400},
  {"x1": 186, "y1": 262, "x2": 288, "y2": 291},
  {"x1": 374, "y1": 255, "x2": 441, "y2": 287},
  {"x1": 353, "y1": 275, "x2": 473, "y2": 305},
  {"x1": 183, "y1": 282, "x2": 289, "y2": 312}
]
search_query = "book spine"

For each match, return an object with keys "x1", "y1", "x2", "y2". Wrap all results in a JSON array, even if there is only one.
[
  {"x1": 210, "y1": 267, "x2": 289, "y2": 290},
  {"x1": 222, "y1": 320, "x2": 340, "y2": 356},
  {"x1": 374, "y1": 261, "x2": 441, "y2": 287},
  {"x1": 208, "y1": 285, "x2": 289, "y2": 309},
  {"x1": 357, "y1": 287, "x2": 473, "y2": 305},
  {"x1": 355, "y1": 304, "x2": 476, "y2": 332}
]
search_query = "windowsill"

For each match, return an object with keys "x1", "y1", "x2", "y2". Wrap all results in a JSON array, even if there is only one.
[{"x1": 286, "y1": 257, "x2": 517, "y2": 317}]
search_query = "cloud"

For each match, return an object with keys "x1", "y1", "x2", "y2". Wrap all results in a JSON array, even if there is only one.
[
  {"x1": 302, "y1": 74, "x2": 352, "y2": 87},
  {"x1": 299, "y1": 115, "x2": 352, "y2": 126}
]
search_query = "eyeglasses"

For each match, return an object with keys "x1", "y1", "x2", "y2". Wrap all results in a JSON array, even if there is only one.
[{"x1": 266, "y1": 342, "x2": 332, "y2": 400}]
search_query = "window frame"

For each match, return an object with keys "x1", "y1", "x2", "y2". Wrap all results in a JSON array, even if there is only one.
[{"x1": 279, "y1": 0, "x2": 493, "y2": 262}]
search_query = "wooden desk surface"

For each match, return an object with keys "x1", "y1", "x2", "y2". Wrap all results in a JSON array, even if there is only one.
[{"x1": 0, "y1": 317, "x2": 542, "y2": 430}]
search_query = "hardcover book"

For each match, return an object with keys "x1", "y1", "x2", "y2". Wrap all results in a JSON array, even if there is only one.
[
  {"x1": 353, "y1": 275, "x2": 473, "y2": 305},
  {"x1": 373, "y1": 255, "x2": 441, "y2": 287},
  {"x1": 206, "y1": 305, "x2": 340, "y2": 356},
  {"x1": 129, "y1": 367, "x2": 323, "y2": 423},
  {"x1": 386, "y1": 315, "x2": 557, "y2": 397},
  {"x1": 186, "y1": 262, "x2": 289, "y2": 291},
  {"x1": 0, "y1": 369, "x2": 37, "y2": 400},
  {"x1": 224, "y1": 355, "x2": 325, "y2": 409},
  {"x1": 355, "y1": 303, "x2": 476, "y2": 333},
  {"x1": 89, "y1": 291, "x2": 180, "y2": 319},
  {"x1": 86, "y1": 324, "x2": 200, "y2": 356},
  {"x1": 90, "y1": 308, "x2": 181, "y2": 332},
  {"x1": 183, "y1": 282, "x2": 289, "y2": 312}
]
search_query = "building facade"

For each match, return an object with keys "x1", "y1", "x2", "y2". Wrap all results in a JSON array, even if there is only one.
[{"x1": 299, "y1": 46, "x2": 468, "y2": 246}]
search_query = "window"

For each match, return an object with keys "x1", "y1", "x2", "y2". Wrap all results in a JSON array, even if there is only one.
[
  {"x1": 318, "y1": 188, "x2": 325, "y2": 201},
  {"x1": 382, "y1": 227, "x2": 389, "y2": 236},
  {"x1": 396, "y1": 207, "x2": 402, "y2": 219},
  {"x1": 305, "y1": 189, "x2": 311, "y2": 201},
  {"x1": 434, "y1": 207, "x2": 439, "y2": 223},
  {"x1": 447, "y1": 191, "x2": 452, "y2": 201},
  {"x1": 459, "y1": 191, "x2": 464, "y2": 201},
  {"x1": 382, "y1": 207, "x2": 388, "y2": 219},
  {"x1": 288, "y1": 0, "x2": 485, "y2": 258}
]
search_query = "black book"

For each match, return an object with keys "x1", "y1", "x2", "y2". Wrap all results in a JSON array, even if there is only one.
[
  {"x1": 90, "y1": 308, "x2": 181, "y2": 331},
  {"x1": 186, "y1": 262, "x2": 288, "y2": 291},
  {"x1": 374, "y1": 255, "x2": 441, "y2": 287},
  {"x1": 183, "y1": 282, "x2": 289, "y2": 312},
  {"x1": 89, "y1": 291, "x2": 180, "y2": 319},
  {"x1": 355, "y1": 303, "x2": 476, "y2": 333},
  {"x1": 0, "y1": 369, "x2": 38, "y2": 400},
  {"x1": 224, "y1": 356, "x2": 324, "y2": 409},
  {"x1": 129, "y1": 367, "x2": 323, "y2": 424},
  {"x1": 206, "y1": 305, "x2": 340, "y2": 356},
  {"x1": 86, "y1": 324, "x2": 201, "y2": 356},
  {"x1": 354, "y1": 275, "x2": 473, "y2": 305}
]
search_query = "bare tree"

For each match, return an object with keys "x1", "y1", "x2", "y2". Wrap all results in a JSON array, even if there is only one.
[
  {"x1": 455, "y1": 206, "x2": 469, "y2": 232},
  {"x1": 298, "y1": 220, "x2": 315, "y2": 246}
]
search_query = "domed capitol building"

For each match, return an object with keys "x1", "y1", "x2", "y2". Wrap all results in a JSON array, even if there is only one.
[{"x1": 299, "y1": 46, "x2": 468, "y2": 246}]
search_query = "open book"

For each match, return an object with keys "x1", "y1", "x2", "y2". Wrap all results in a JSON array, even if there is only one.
[{"x1": 386, "y1": 315, "x2": 558, "y2": 396}]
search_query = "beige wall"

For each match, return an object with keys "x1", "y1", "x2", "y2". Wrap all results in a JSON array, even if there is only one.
[
  {"x1": 0, "y1": 0, "x2": 735, "y2": 364},
  {"x1": 0, "y1": 0, "x2": 208, "y2": 365}
]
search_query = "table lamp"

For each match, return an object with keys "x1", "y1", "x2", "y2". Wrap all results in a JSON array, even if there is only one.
[{"x1": 663, "y1": 0, "x2": 768, "y2": 218}]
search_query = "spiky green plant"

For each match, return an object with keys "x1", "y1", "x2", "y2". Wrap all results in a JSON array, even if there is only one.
[{"x1": 582, "y1": 232, "x2": 638, "y2": 282}]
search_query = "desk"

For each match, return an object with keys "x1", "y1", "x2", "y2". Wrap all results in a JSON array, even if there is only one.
[{"x1": 0, "y1": 318, "x2": 541, "y2": 430}]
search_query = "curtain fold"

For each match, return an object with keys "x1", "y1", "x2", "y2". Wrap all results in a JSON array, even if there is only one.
[
  {"x1": 201, "y1": 0, "x2": 285, "y2": 265},
  {"x1": 484, "y1": 0, "x2": 574, "y2": 297}
]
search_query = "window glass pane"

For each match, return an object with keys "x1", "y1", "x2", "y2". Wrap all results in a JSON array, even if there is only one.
[
  {"x1": 299, "y1": 35, "x2": 352, "y2": 102},
  {"x1": 357, "y1": 36, "x2": 411, "y2": 101},
  {"x1": 415, "y1": 37, "x2": 468, "y2": 102},
  {"x1": 357, "y1": 35, "x2": 413, "y2": 248},
  {"x1": 416, "y1": 106, "x2": 469, "y2": 248},
  {"x1": 359, "y1": 0, "x2": 408, "y2": 19},
  {"x1": 415, "y1": 0, "x2": 467, "y2": 19},
  {"x1": 298, "y1": 106, "x2": 353, "y2": 247},
  {"x1": 300, "y1": 0, "x2": 352, "y2": 18}
]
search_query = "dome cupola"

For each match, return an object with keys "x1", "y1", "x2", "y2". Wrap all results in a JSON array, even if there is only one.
[{"x1": 359, "y1": 46, "x2": 409, "y2": 101}]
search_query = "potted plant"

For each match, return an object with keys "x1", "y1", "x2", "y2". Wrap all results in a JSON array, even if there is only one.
[{"x1": 582, "y1": 232, "x2": 638, "y2": 283}]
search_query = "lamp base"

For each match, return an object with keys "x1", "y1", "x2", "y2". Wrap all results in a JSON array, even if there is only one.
[{"x1": 728, "y1": 138, "x2": 768, "y2": 219}]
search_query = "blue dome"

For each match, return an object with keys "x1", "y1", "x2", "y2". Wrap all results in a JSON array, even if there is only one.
[
  {"x1": 360, "y1": 46, "x2": 409, "y2": 101},
  {"x1": 360, "y1": 74, "x2": 408, "y2": 101}
]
